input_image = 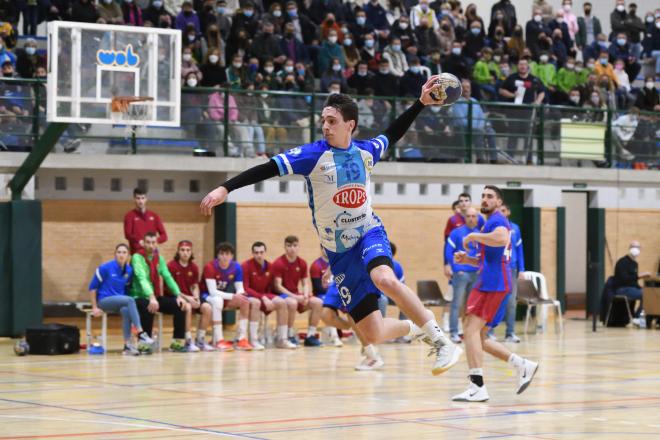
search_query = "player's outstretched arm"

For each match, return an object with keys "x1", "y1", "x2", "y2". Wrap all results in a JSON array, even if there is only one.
[
  {"x1": 383, "y1": 75, "x2": 446, "y2": 146},
  {"x1": 200, "y1": 160, "x2": 279, "y2": 215}
]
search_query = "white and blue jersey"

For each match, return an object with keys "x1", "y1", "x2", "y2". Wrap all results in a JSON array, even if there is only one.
[{"x1": 273, "y1": 135, "x2": 391, "y2": 312}]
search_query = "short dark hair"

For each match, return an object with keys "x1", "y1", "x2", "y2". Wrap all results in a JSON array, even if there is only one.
[
  {"x1": 133, "y1": 187, "x2": 146, "y2": 196},
  {"x1": 484, "y1": 185, "x2": 503, "y2": 200},
  {"x1": 323, "y1": 93, "x2": 359, "y2": 133},
  {"x1": 451, "y1": 200, "x2": 459, "y2": 210},
  {"x1": 458, "y1": 192, "x2": 471, "y2": 200},
  {"x1": 216, "y1": 242, "x2": 235, "y2": 255},
  {"x1": 144, "y1": 231, "x2": 158, "y2": 240},
  {"x1": 583, "y1": 2, "x2": 591, "y2": 6},
  {"x1": 252, "y1": 241, "x2": 267, "y2": 251},
  {"x1": 390, "y1": 242, "x2": 397, "y2": 256},
  {"x1": 115, "y1": 243, "x2": 130, "y2": 252},
  {"x1": 284, "y1": 235, "x2": 299, "y2": 245}
]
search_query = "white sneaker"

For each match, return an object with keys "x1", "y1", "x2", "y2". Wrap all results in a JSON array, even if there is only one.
[
  {"x1": 452, "y1": 382, "x2": 490, "y2": 402},
  {"x1": 329, "y1": 337, "x2": 343, "y2": 347},
  {"x1": 275, "y1": 338, "x2": 298, "y2": 349},
  {"x1": 185, "y1": 341, "x2": 201, "y2": 352},
  {"x1": 504, "y1": 334, "x2": 521, "y2": 343},
  {"x1": 516, "y1": 359, "x2": 539, "y2": 394},
  {"x1": 450, "y1": 334, "x2": 462, "y2": 344},
  {"x1": 430, "y1": 342, "x2": 463, "y2": 375},
  {"x1": 138, "y1": 331, "x2": 154, "y2": 345},
  {"x1": 355, "y1": 356, "x2": 384, "y2": 371},
  {"x1": 250, "y1": 339, "x2": 265, "y2": 351}
]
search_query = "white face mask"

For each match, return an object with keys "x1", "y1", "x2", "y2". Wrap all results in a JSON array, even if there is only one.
[
  {"x1": 565, "y1": 63, "x2": 574, "y2": 69},
  {"x1": 587, "y1": 62, "x2": 595, "y2": 69},
  {"x1": 501, "y1": 67, "x2": 510, "y2": 75},
  {"x1": 328, "y1": 36, "x2": 338, "y2": 44},
  {"x1": 534, "y1": 14, "x2": 542, "y2": 22},
  {"x1": 616, "y1": 5, "x2": 625, "y2": 12},
  {"x1": 563, "y1": 4, "x2": 571, "y2": 12},
  {"x1": 400, "y1": 22, "x2": 409, "y2": 30},
  {"x1": 646, "y1": 81, "x2": 655, "y2": 89},
  {"x1": 656, "y1": 21, "x2": 660, "y2": 29},
  {"x1": 183, "y1": 53, "x2": 192, "y2": 62},
  {"x1": 284, "y1": 65, "x2": 294, "y2": 72},
  {"x1": 452, "y1": 47, "x2": 461, "y2": 55},
  {"x1": 379, "y1": 68, "x2": 390, "y2": 74},
  {"x1": 265, "y1": 66, "x2": 274, "y2": 73},
  {"x1": 332, "y1": 64, "x2": 342, "y2": 71},
  {"x1": 629, "y1": 247, "x2": 640, "y2": 257},
  {"x1": 569, "y1": 95, "x2": 580, "y2": 103},
  {"x1": 493, "y1": 55, "x2": 501, "y2": 63},
  {"x1": 540, "y1": 55, "x2": 549, "y2": 63},
  {"x1": 187, "y1": 78, "x2": 197, "y2": 87},
  {"x1": 233, "y1": 62, "x2": 242, "y2": 69},
  {"x1": 344, "y1": 38, "x2": 353, "y2": 46},
  {"x1": 26, "y1": 47, "x2": 36, "y2": 56},
  {"x1": 273, "y1": 10, "x2": 282, "y2": 17},
  {"x1": 329, "y1": 89, "x2": 341, "y2": 95},
  {"x1": 556, "y1": 18, "x2": 564, "y2": 24},
  {"x1": 591, "y1": 95, "x2": 600, "y2": 104}
]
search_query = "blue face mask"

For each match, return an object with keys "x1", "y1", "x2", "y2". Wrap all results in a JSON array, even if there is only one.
[
  {"x1": 365, "y1": 39, "x2": 375, "y2": 48},
  {"x1": 216, "y1": 6, "x2": 226, "y2": 14},
  {"x1": 153, "y1": 0, "x2": 162, "y2": 8},
  {"x1": 244, "y1": 9, "x2": 253, "y2": 17},
  {"x1": 470, "y1": 27, "x2": 481, "y2": 35},
  {"x1": 288, "y1": 9, "x2": 297, "y2": 17},
  {"x1": 25, "y1": 47, "x2": 36, "y2": 56},
  {"x1": 410, "y1": 65, "x2": 420, "y2": 73},
  {"x1": 616, "y1": 38, "x2": 626, "y2": 46},
  {"x1": 297, "y1": 68, "x2": 305, "y2": 76},
  {"x1": 356, "y1": 17, "x2": 366, "y2": 25}
]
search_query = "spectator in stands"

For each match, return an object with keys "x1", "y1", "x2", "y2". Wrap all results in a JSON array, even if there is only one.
[
  {"x1": 594, "y1": 49, "x2": 618, "y2": 89},
  {"x1": 238, "y1": 82, "x2": 265, "y2": 157},
  {"x1": 166, "y1": 240, "x2": 213, "y2": 351},
  {"x1": 320, "y1": 58, "x2": 347, "y2": 92},
  {"x1": 414, "y1": 17, "x2": 439, "y2": 58},
  {"x1": 612, "y1": 106, "x2": 639, "y2": 160},
  {"x1": 308, "y1": 0, "x2": 343, "y2": 26},
  {"x1": 490, "y1": 0, "x2": 516, "y2": 38},
  {"x1": 443, "y1": 41, "x2": 470, "y2": 80},
  {"x1": 202, "y1": 25, "x2": 225, "y2": 65},
  {"x1": 359, "y1": 32, "x2": 379, "y2": 71},
  {"x1": 251, "y1": 22, "x2": 286, "y2": 65},
  {"x1": 280, "y1": 22, "x2": 309, "y2": 65},
  {"x1": 642, "y1": 12, "x2": 660, "y2": 72},
  {"x1": 263, "y1": 3, "x2": 285, "y2": 34},
  {"x1": 350, "y1": 9, "x2": 374, "y2": 46},
  {"x1": 121, "y1": 0, "x2": 143, "y2": 26},
  {"x1": 399, "y1": 56, "x2": 426, "y2": 97},
  {"x1": 242, "y1": 242, "x2": 296, "y2": 349},
  {"x1": 181, "y1": 46, "x2": 202, "y2": 82},
  {"x1": 549, "y1": 10, "x2": 573, "y2": 51},
  {"x1": 348, "y1": 61, "x2": 373, "y2": 95},
  {"x1": 560, "y1": 0, "x2": 579, "y2": 42},
  {"x1": 19, "y1": 0, "x2": 40, "y2": 36},
  {"x1": 489, "y1": 25, "x2": 509, "y2": 55},
  {"x1": 364, "y1": 0, "x2": 391, "y2": 40},
  {"x1": 613, "y1": 240, "x2": 651, "y2": 321},
  {"x1": 123, "y1": 188, "x2": 168, "y2": 254},
  {"x1": 611, "y1": 0, "x2": 628, "y2": 37},
  {"x1": 464, "y1": 20, "x2": 486, "y2": 63},
  {"x1": 225, "y1": 54, "x2": 245, "y2": 88},
  {"x1": 531, "y1": 51, "x2": 556, "y2": 91},
  {"x1": 342, "y1": 33, "x2": 361, "y2": 71},
  {"x1": 373, "y1": 58, "x2": 399, "y2": 97},
  {"x1": 583, "y1": 89, "x2": 607, "y2": 122},
  {"x1": 584, "y1": 33, "x2": 609, "y2": 63},
  {"x1": 534, "y1": 0, "x2": 554, "y2": 23},
  {"x1": 273, "y1": 236, "x2": 323, "y2": 347},
  {"x1": 88, "y1": 243, "x2": 154, "y2": 355},
  {"x1": 382, "y1": 37, "x2": 408, "y2": 77},
  {"x1": 97, "y1": 0, "x2": 124, "y2": 25},
  {"x1": 144, "y1": 0, "x2": 172, "y2": 28},
  {"x1": 551, "y1": 28, "x2": 569, "y2": 67},
  {"x1": 294, "y1": 61, "x2": 314, "y2": 91},
  {"x1": 635, "y1": 76, "x2": 659, "y2": 111},
  {"x1": 410, "y1": 0, "x2": 438, "y2": 31},
  {"x1": 438, "y1": 16, "x2": 456, "y2": 55},
  {"x1": 566, "y1": 87, "x2": 583, "y2": 107},
  {"x1": 556, "y1": 56, "x2": 577, "y2": 103},
  {"x1": 184, "y1": 23, "x2": 204, "y2": 61},
  {"x1": 452, "y1": 79, "x2": 497, "y2": 163},
  {"x1": 624, "y1": 3, "x2": 646, "y2": 59},
  {"x1": 206, "y1": 85, "x2": 245, "y2": 156},
  {"x1": 577, "y1": 2, "x2": 602, "y2": 53},
  {"x1": 15, "y1": 38, "x2": 43, "y2": 79},
  {"x1": 444, "y1": 206, "x2": 480, "y2": 343},
  {"x1": 391, "y1": 15, "x2": 415, "y2": 51},
  {"x1": 0, "y1": 1, "x2": 20, "y2": 28},
  {"x1": 175, "y1": 1, "x2": 200, "y2": 35},
  {"x1": 155, "y1": 11, "x2": 173, "y2": 29},
  {"x1": 229, "y1": 3, "x2": 259, "y2": 48},
  {"x1": 318, "y1": 30, "x2": 345, "y2": 75},
  {"x1": 71, "y1": 0, "x2": 98, "y2": 23},
  {"x1": 612, "y1": 58, "x2": 634, "y2": 108},
  {"x1": 527, "y1": 7, "x2": 551, "y2": 58},
  {"x1": 472, "y1": 47, "x2": 499, "y2": 100},
  {"x1": 508, "y1": 25, "x2": 526, "y2": 60},
  {"x1": 284, "y1": 1, "x2": 318, "y2": 46},
  {"x1": 608, "y1": 32, "x2": 641, "y2": 81},
  {"x1": 131, "y1": 232, "x2": 194, "y2": 352}
]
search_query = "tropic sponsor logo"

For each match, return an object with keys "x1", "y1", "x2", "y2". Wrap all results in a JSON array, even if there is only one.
[{"x1": 333, "y1": 185, "x2": 367, "y2": 208}]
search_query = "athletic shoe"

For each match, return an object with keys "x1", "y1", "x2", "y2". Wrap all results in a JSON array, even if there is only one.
[
  {"x1": 138, "y1": 331, "x2": 154, "y2": 345},
  {"x1": 450, "y1": 334, "x2": 462, "y2": 344},
  {"x1": 185, "y1": 341, "x2": 200, "y2": 352},
  {"x1": 451, "y1": 382, "x2": 490, "y2": 402},
  {"x1": 329, "y1": 336, "x2": 343, "y2": 347},
  {"x1": 137, "y1": 343, "x2": 153, "y2": 354},
  {"x1": 304, "y1": 335, "x2": 322, "y2": 347},
  {"x1": 196, "y1": 340, "x2": 215, "y2": 351},
  {"x1": 235, "y1": 338, "x2": 253, "y2": 351},
  {"x1": 122, "y1": 344, "x2": 140, "y2": 356},
  {"x1": 515, "y1": 359, "x2": 539, "y2": 394},
  {"x1": 430, "y1": 342, "x2": 463, "y2": 375},
  {"x1": 505, "y1": 333, "x2": 521, "y2": 343},
  {"x1": 250, "y1": 339, "x2": 265, "y2": 351},
  {"x1": 275, "y1": 338, "x2": 298, "y2": 349},
  {"x1": 214, "y1": 340, "x2": 235, "y2": 352},
  {"x1": 355, "y1": 356, "x2": 385, "y2": 371},
  {"x1": 288, "y1": 336, "x2": 299, "y2": 347},
  {"x1": 169, "y1": 340, "x2": 187, "y2": 352}
]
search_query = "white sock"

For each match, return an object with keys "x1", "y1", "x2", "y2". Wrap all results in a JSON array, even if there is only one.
[
  {"x1": 405, "y1": 320, "x2": 418, "y2": 338},
  {"x1": 213, "y1": 324, "x2": 223, "y2": 343},
  {"x1": 288, "y1": 327, "x2": 296, "y2": 338},
  {"x1": 307, "y1": 326, "x2": 317, "y2": 338},
  {"x1": 185, "y1": 331, "x2": 192, "y2": 342},
  {"x1": 422, "y1": 319, "x2": 450, "y2": 345},
  {"x1": 469, "y1": 368, "x2": 484, "y2": 376},
  {"x1": 327, "y1": 326, "x2": 338, "y2": 339},
  {"x1": 508, "y1": 353, "x2": 524, "y2": 369},
  {"x1": 196, "y1": 329, "x2": 206, "y2": 341},
  {"x1": 278, "y1": 325, "x2": 288, "y2": 340},
  {"x1": 249, "y1": 321, "x2": 259, "y2": 340},
  {"x1": 363, "y1": 344, "x2": 378, "y2": 359},
  {"x1": 237, "y1": 319, "x2": 248, "y2": 340}
]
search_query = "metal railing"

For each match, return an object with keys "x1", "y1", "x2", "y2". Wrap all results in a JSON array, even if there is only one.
[{"x1": 1, "y1": 78, "x2": 657, "y2": 168}]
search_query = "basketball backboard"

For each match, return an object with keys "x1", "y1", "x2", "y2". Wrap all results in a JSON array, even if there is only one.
[{"x1": 47, "y1": 21, "x2": 181, "y2": 127}]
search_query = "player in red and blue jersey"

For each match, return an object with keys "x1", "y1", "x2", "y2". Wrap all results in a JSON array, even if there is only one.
[{"x1": 451, "y1": 185, "x2": 538, "y2": 402}]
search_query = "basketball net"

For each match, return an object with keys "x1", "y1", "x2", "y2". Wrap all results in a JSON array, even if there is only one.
[{"x1": 110, "y1": 96, "x2": 154, "y2": 138}]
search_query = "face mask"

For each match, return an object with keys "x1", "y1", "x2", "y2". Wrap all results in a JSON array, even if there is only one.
[
  {"x1": 329, "y1": 89, "x2": 340, "y2": 95},
  {"x1": 646, "y1": 81, "x2": 655, "y2": 89},
  {"x1": 452, "y1": 47, "x2": 461, "y2": 55},
  {"x1": 493, "y1": 55, "x2": 501, "y2": 63},
  {"x1": 566, "y1": 63, "x2": 574, "y2": 69},
  {"x1": 563, "y1": 4, "x2": 571, "y2": 12},
  {"x1": 332, "y1": 64, "x2": 341, "y2": 71},
  {"x1": 585, "y1": 8, "x2": 592, "y2": 15},
  {"x1": 569, "y1": 95, "x2": 580, "y2": 103},
  {"x1": 615, "y1": 64, "x2": 624, "y2": 70},
  {"x1": 357, "y1": 17, "x2": 366, "y2": 25},
  {"x1": 616, "y1": 5, "x2": 624, "y2": 12},
  {"x1": 410, "y1": 65, "x2": 420, "y2": 73},
  {"x1": 599, "y1": 58, "x2": 608, "y2": 65},
  {"x1": 496, "y1": 15, "x2": 503, "y2": 20},
  {"x1": 514, "y1": 29, "x2": 522, "y2": 37},
  {"x1": 556, "y1": 18, "x2": 564, "y2": 24},
  {"x1": 629, "y1": 247, "x2": 640, "y2": 257},
  {"x1": 501, "y1": 67, "x2": 510, "y2": 75},
  {"x1": 576, "y1": 66, "x2": 583, "y2": 72},
  {"x1": 261, "y1": 93, "x2": 269, "y2": 98},
  {"x1": 430, "y1": 106, "x2": 441, "y2": 113},
  {"x1": 617, "y1": 38, "x2": 626, "y2": 46},
  {"x1": 26, "y1": 47, "x2": 36, "y2": 56},
  {"x1": 244, "y1": 9, "x2": 253, "y2": 17},
  {"x1": 188, "y1": 34, "x2": 196, "y2": 42},
  {"x1": 233, "y1": 62, "x2": 242, "y2": 69},
  {"x1": 587, "y1": 62, "x2": 595, "y2": 69},
  {"x1": 534, "y1": 14, "x2": 542, "y2": 22},
  {"x1": 265, "y1": 66, "x2": 274, "y2": 74},
  {"x1": 183, "y1": 53, "x2": 192, "y2": 62},
  {"x1": 470, "y1": 27, "x2": 480, "y2": 35},
  {"x1": 153, "y1": 0, "x2": 162, "y2": 7},
  {"x1": 273, "y1": 10, "x2": 282, "y2": 17},
  {"x1": 328, "y1": 36, "x2": 338, "y2": 44},
  {"x1": 379, "y1": 68, "x2": 390, "y2": 74},
  {"x1": 357, "y1": 70, "x2": 367, "y2": 76},
  {"x1": 591, "y1": 95, "x2": 600, "y2": 104},
  {"x1": 400, "y1": 22, "x2": 409, "y2": 30},
  {"x1": 288, "y1": 9, "x2": 297, "y2": 17},
  {"x1": 209, "y1": 54, "x2": 219, "y2": 63},
  {"x1": 392, "y1": 44, "x2": 401, "y2": 52},
  {"x1": 187, "y1": 78, "x2": 197, "y2": 87},
  {"x1": 598, "y1": 41, "x2": 609, "y2": 48},
  {"x1": 344, "y1": 38, "x2": 353, "y2": 46},
  {"x1": 365, "y1": 39, "x2": 374, "y2": 48},
  {"x1": 647, "y1": 16, "x2": 654, "y2": 23},
  {"x1": 540, "y1": 55, "x2": 549, "y2": 63}
]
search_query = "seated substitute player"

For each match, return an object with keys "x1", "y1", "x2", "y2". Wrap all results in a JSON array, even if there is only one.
[
  {"x1": 201, "y1": 76, "x2": 462, "y2": 374},
  {"x1": 202, "y1": 242, "x2": 263, "y2": 351},
  {"x1": 242, "y1": 241, "x2": 297, "y2": 349},
  {"x1": 310, "y1": 246, "x2": 342, "y2": 347},
  {"x1": 452, "y1": 185, "x2": 538, "y2": 402},
  {"x1": 272, "y1": 235, "x2": 324, "y2": 347},
  {"x1": 166, "y1": 240, "x2": 214, "y2": 351}
]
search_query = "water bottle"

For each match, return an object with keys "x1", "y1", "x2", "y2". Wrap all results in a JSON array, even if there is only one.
[{"x1": 639, "y1": 311, "x2": 647, "y2": 329}]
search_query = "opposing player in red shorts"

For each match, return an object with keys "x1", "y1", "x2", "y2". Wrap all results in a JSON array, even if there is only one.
[
  {"x1": 452, "y1": 185, "x2": 538, "y2": 402},
  {"x1": 242, "y1": 241, "x2": 297, "y2": 349}
]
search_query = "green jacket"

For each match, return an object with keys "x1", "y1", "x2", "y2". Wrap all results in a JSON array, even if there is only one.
[
  {"x1": 130, "y1": 252, "x2": 180, "y2": 299},
  {"x1": 577, "y1": 67, "x2": 592, "y2": 85},
  {"x1": 530, "y1": 62, "x2": 556, "y2": 88},
  {"x1": 473, "y1": 60, "x2": 500, "y2": 85},
  {"x1": 556, "y1": 68, "x2": 578, "y2": 93}
]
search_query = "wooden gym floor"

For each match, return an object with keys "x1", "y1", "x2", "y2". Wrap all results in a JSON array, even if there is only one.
[{"x1": 0, "y1": 313, "x2": 659, "y2": 439}]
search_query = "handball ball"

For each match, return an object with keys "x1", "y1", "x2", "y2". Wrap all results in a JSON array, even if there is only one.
[
  {"x1": 430, "y1": 73, "x2": 462, "y2": 106},
  {"x1": 14, "y1": 340, "x2": 29, "y2": 356}
]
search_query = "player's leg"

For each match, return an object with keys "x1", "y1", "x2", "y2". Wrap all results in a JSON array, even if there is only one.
[
  {"x1": 247, "y1": 297, "x2": 264, "y2": 350},
  {"x1": 346, "y1": 314, "x2": 385, "y2": 371},
  {"x1": 195, "y1": 302, "x2": 215, "y2": 351},
  {"x1": 156, "y1": 296, "x2": 188, "y2": 352},
  {"x1": 504, "y1": 270, "x2": 520, "y2": 342},
  {"x1": 303, "y1": 296, "x2": 323, "y2": 346},
  {"x1": 284, "y1": 296, "x2": 299, "y2": 345},
  {"x1": 181, "y1": 301, "x2": 199, "y2": 352},
  {"x1": 273, "y1": 296, "x2": 296, "y2": 349},
  {"x1": 452, "y1": 313, "x2": 490, "y2": 402},
  {"x1": 205, "y1": 295, "x2": 233, "y2": 351},
  {"x1": 225, "y1": 294, "x2": 253, "y2": 350},
  {"x1": 134, "y1": 297, "x2": 154, "y2": 337}
]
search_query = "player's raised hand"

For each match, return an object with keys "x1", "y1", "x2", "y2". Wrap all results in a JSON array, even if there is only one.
[
  {"x1": 200, "y1": 185, "x2": 228, "y2": 216},
  {"x1": 454, "y1": 251, "x2": 468, "y2": 264},
  {"x1": 419, "y1": 75, "x2": 443, "y2": 106}
]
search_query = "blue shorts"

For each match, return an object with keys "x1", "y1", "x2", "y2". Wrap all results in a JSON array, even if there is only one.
[
  {"x1": 325, "y1": 226, "x2": 392, "y2": 313},
  {"x1": 200, "y1": 292, "x2": 209, "y2": 303},
  {"x1": 320, "y1": 285, "x2": 348, "y2": 313}
]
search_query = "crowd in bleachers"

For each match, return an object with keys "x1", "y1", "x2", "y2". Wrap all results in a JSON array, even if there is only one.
[{"x1": 0, "y1": 0, "x2": 658, "y2": 162}]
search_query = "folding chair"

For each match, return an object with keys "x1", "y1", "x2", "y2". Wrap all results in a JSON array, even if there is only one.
[
  {"x1": 416, "y1": 280, "x2": 450, "y2": 307},
  {"x1": 517, "y1": 277, "x2": 563, "y2": 334},
  {"x1": 605, "y1": 295, "x2": 634, "y2": 326}
]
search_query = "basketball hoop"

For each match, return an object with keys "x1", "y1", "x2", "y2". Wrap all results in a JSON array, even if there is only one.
[{"x1": 110, "y1": 96, "x2": 154, "y2": 139}]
